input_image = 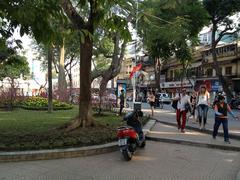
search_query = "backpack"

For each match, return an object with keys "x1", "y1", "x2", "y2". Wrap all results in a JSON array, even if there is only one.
[{"x1": 172, "y1": 100, "x2": 178, "y2": 110}]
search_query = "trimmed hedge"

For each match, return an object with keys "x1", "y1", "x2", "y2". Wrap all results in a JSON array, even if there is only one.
[{"x1": 21, "y1": 97, "x2": 73, "y2": 110}]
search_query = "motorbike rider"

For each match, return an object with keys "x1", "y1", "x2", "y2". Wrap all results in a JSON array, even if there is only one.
[{"x1": 123, "y1": 109, "x2": 144, "y2": 139}]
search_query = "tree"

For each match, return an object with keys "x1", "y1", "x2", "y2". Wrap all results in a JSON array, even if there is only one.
[
  {"x1": 60, "y1": 0, "x2": 134, "y2": 130},
  {"x1": 203, "y1": 0, "x2": 240, "y2": 102},
  {"x1": 0, "y1": 54, "x2": 30, "y2": 110},
  {"x1": 93, "y1": 33, "x2": 127, "y2": 113},
  {"x1": 138, "y1": 0, "x2": 208, "y2": 89},
  {"x1": 1, "y1": 0, "x2": 65, "y2": 112},
  {"x1": 90, "y1": 12, "x2": 131, "y2": 113}
]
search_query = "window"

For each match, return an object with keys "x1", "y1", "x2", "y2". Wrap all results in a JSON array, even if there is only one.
[
  {"x1": 206, "y1": 68, "x2": 213, "y2": 77},
  {"x1": 225, "y1": 66, "x2": 232, "y2": 75}
]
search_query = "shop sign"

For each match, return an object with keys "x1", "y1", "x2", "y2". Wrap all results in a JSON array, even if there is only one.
[{"x1": 161, "y1": 80, "x2": 194, "y2": 88}]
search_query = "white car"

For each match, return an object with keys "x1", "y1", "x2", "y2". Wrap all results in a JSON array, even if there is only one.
[{"x1": 158, "y1": 93, "x2": 172, "y2": 104}]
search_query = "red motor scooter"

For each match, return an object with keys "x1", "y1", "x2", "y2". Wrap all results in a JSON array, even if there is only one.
[{"x1": 117, "y1": 110, "x2": 146, "y2": 161}]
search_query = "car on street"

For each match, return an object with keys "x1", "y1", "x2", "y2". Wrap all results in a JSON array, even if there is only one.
[{"x1": 158, "y1": 93, "x2": 172, "y2": 104}]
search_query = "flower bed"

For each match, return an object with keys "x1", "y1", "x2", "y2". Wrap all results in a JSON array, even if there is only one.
[{"x1": 21, "y1": 97, "x2": 73, "y2": 110}]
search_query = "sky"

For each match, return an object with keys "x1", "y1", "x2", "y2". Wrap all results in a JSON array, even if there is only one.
[{"x1": 13, "y1": 29, "x2": 46, "y2": 85}]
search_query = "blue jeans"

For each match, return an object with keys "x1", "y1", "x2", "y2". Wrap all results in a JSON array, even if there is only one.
[
  {"x1": 213, "y1": 117, "x2": 229, "y2": 141},
  {"x1": 197, "y1": 104, "x2": 208, "y2": 125}
]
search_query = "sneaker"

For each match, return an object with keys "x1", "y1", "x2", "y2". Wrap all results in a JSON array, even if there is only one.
[
  {"x1": 212, "y1": 136, "x2": 216, "y2": 139},
  {"x1": 225, "y1": 140, "x2": 231, "y2": 144}
]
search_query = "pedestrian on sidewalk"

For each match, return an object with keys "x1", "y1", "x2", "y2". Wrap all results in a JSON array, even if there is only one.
[
  {"x1": 119, "y1": 90, "x2": 125, "y2": 116},
  {"x1": 147, "y1": 90, "x2": 155, "y2": 117},
  {"x1": 213, "y1": 95, "x2": 239, "y2": 144},
  {"x1": 189, "y1": 90, "x2": 197, "y2": 123},
  {"x1": 173, "y1": 88, "x2": 191, "y2": 133},
  {"x1": 197, "y1": 86, "x2": 210, "y2": 130}
]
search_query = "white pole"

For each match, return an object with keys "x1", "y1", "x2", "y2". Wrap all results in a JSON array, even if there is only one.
[{"x1": 133, "y1": 0, "x2": 139, "y2": 103}]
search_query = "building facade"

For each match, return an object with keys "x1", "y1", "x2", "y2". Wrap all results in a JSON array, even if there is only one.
[{"x1": 161, "y1": 42, "x2": 240, "y2": 97}]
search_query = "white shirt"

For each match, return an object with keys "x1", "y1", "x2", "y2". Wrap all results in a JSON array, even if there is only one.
[
  {"x1": 197, "y1": 93, "x2": 210, "y2": 106},
  {"x1": 175, "y1": 94, "x2": 190, "y2": 111}
]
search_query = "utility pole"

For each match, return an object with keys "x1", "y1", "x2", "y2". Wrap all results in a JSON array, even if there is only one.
[{"x1": 132, "y1": 0, "x2": 139, "y2": 103}]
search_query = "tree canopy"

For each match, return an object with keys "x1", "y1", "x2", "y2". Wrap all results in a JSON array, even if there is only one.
[
  {"x1": 0, "y1": 54, "x2": 29, "y2": 81},
  {"x1": 138, "y1": 0, "x2": 208, "y2": 61}
]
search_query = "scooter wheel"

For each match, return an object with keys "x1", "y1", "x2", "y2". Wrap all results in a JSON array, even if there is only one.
[
  {"x1": 122, "y1": 149, "x2": 132, "y2": 161},
  {"x1": 140, "y1": 140, "x2": 146, "y2": 148}
]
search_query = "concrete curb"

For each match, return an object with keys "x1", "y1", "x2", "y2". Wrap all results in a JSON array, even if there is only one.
[
  {"x1": 146, "y1": 136, "x2": 240, "y2": 152},
  {"x1": 143, "y1": 119, "x2": 156, "y2": 135},
  {"x1": 0, "y1": 119, "x2": 155, "y2": 163},
  {"x1": 0, "y1": 142, "x2": 118, "y2": 163},
  {"x1": 153, "y1": 118, "x2": 240, "y2": 141}
]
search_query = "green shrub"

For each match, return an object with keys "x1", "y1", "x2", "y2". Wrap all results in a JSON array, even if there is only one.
[{"x1": 21, "y1": 97, "x2": 73, "y2": 110}]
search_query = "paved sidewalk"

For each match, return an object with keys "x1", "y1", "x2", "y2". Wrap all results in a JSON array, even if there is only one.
[
  {"x1": 147, "y1": 122, "x2": 240, "y2": 151},
  {"x1": 154, "y1": 110, "x2": 240, "y2": 140},
  {"x1": 135, "y1": 107, "x2": 240, "y2": 139}
]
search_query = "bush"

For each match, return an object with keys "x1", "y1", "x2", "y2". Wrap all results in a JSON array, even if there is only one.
[{"x1": 21, "y1": 97, "x2": 73, "y2": 110}]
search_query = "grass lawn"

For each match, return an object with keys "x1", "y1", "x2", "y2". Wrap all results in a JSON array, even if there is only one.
[{"x1": 0, "y1": 106, "x2": 149, "y2": 151}]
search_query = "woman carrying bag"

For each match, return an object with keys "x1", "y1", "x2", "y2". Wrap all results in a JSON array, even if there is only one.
[{"x1": 197, "y1": 86, "x2": 210, "y2": 130}]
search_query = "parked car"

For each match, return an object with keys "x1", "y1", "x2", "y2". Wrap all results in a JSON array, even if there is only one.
[
  {"x1": 158, "y1": 93, "x2": 172, "y2": 104},
  {"x1": 126, "y1": 96, "x2": 133, "y2": 102}
]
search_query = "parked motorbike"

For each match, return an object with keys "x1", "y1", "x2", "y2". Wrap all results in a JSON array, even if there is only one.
[
  {"x1": 230, "y1": 98, "x2": 240, "y2": 109},
  {"x1": 117, "y1": 110, "x2": 146, "y2": 161}
]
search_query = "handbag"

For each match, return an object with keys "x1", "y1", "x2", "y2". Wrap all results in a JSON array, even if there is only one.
[
  {"x1": 172, "y1": 100, "x2": 178, "y2": 110},
  {"x1": 185, "y1": 102, "x2": 191, "y2": 113}
]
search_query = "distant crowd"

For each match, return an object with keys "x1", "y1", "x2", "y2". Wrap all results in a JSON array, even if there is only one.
[{"x1": 145, "y1": 86, "x2": 240, "y2": 144}]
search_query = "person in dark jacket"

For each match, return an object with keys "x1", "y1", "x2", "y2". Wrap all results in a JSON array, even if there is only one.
[
  {"x1": 119, "y1": 90, "x2": 125, "y2": 116},
  {"x1": 124, "y1": 110, "x2": 144, "y2": 139},
  {"x1": 213, "y1": 95, "x2": 239, "y2": 144}
]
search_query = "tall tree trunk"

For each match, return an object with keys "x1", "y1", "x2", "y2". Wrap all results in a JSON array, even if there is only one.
[
  {"x1": 79, "y1": 37, "x2": 93, "y2": 127},
  {"x1": 68, "y1": 60, "x2": 73, "y2": 104},
  {"x1": 66, "y1": 36, "x2": 93, "y2": 130},
  {"x1": 154, "y1": 58, "x2": 161, "y2": 91},
  {"x1": 48, "y1": 45, "x2": 53, "y2": 113},
  {"x1": 58, "y1": 42, "x2": 67, "y2": 102},
  {"x1": 10, "y1": 78, "x2": 14, "y2": 111},
  {"x1": 99, "y1": 78, "x2": 108, "y2": 114},
  {"x1": 211, "y1": 23, "x2": 232, "y2": 102}
]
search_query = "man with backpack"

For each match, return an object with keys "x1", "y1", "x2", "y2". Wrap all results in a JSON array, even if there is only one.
[{"x1": 213, "y1": 95, "x2": 239, "y2": 144}]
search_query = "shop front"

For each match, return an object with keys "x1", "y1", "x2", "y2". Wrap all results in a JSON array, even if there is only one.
[{"x1": 161, "y1": 80, "x2": 194, "y2": 97}]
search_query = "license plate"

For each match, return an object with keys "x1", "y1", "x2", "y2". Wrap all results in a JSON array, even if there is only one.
[{"x1": 118, "y1": 139, "x2": 127, "y2": 146}]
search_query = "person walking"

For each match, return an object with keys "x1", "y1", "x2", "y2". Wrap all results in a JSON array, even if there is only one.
[
  {"x1": 197, "y1": 86, "x2": 210, "y2": 130},
  {"x1": 213, "y1": 95, "x2": 239, "y2": 144},
  {"x1": 119, "y1": 89, "x2": 125, "y2": 116},
  {"x1": 147, "y1": 90, "x2": 155, "y2": 117},
  {"x1": 173, "y1": 88, "x2": 191, "y2": 133},
  {"x1": 190, "y1": 90, "x2": 197, "y2": 123}
]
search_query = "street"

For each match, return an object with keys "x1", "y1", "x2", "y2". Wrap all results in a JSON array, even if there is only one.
[{"x1": 0, "y1": 141, "x2": 240, "y2": 180}]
